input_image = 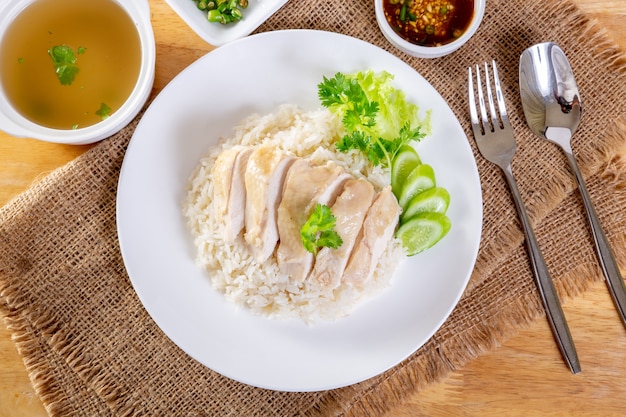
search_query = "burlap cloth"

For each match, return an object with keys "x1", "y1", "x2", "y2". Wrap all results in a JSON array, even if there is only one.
[{"x1": 1, "y1": 0, "x2": 625, "y2": 415}]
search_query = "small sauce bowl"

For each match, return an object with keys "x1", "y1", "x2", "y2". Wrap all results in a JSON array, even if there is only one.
[
  {"x1": 0, "y1": 0, "x2": 155, "y2": 144},
  {"x1": 375, "y1": 0, "x2": 486, "y2": 58}
]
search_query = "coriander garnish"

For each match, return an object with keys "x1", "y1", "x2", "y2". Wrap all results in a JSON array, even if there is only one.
[
  {"x1": 48, "y1": 45, "x2": 79, "y2": 85},
  {"x1": 300, "y1": 203, "x2": 343, "y2": 255},
  {"x1": 95, "y1": 102, "x2": 111, "y2": 120}
]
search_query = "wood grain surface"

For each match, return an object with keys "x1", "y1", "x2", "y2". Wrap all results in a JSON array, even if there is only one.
[{"x1": 1, "y1": 1, "x2": 625, "y2": 416}]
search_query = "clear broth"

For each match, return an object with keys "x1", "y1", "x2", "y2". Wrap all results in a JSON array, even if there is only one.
[{"x1": 0, "y1": 0, "x2": 141, "y2": 129}]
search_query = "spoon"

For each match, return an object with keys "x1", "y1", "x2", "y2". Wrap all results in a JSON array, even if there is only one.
[{"x1": 519, "y1": 42, "x2": 626, "y2": 328}]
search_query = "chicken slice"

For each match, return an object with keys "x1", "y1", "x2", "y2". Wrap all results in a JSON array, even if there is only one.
[
  {"x1": 226, "y1": 147, "x2": 254, "y2": 242},
  {"x1": 212, "y1": 146, "x2": 253, "y2": 243},
  {"x1": 343, "y1": 186, "x2": 401, "y2": 289},
  {"x1": 244, "y1": 145, "x2": 296, "y2": 262},
  {"x1": 309, "y1": 178, "x2": 375, "y2": 289},
  {"x1": 212, "y1": 146, "x2": 240, "y2": 220},
  {"x1": 276, "y1": 159, "x2": 350, "y2": 282}
]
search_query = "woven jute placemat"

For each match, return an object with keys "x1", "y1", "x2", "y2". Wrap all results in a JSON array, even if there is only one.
[{"x1": 1, "y1": 0, "x2": 625, "y2": 415}]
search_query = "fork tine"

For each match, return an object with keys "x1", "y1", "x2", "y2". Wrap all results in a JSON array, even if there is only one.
[
  {"x1": 475, "y1": 65, "x2": 490, "y2": 131},
  {"x1": 468, "y1": 67, "x2": 479, "y2": 126},
  {"x1": 491, "y1": 60, "x2": 508, "y2": 121},
  {"x1": 484, "y1": 62, "x2": 498, "y2": 130}
]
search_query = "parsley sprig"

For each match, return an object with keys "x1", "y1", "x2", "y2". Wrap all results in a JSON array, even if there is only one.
[
  {"x1": 336, "y1": 123, "x2": 424, "y2": 167},
  {"x1": 318, "y1": 72, "x2": 426, "y2": 167},
  {"x1": 48, "y1": 45, "x2": 80, "y2": 86},
  {"x1": 95, "y1": 102, "x2": 112, "y2": 120},
  {"x1": 300, "y1": 204, "x2": 343, "y2": 256}
]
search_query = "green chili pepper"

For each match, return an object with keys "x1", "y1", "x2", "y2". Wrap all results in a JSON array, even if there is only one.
[{"x1": 195, "y1": 0, "x2": 245, "y2": 24}]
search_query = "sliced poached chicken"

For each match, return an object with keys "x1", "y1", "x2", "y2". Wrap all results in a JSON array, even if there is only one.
[
  {"x1": 244, "y1": 145, "x2": 296, "y2": 262},
  {"x1": 309, "y1": 178, "x2": 376, "y2": 289},
  {"x1": 212, "y1": 145, "x2": 401, "y2": 288},
  {"x1": 343, "y1": 186, "x2": 401, "y2": 289},
  {"x1": 276, "y1": 159, "x2": 350, "y2": 282},
  {"x1": 212, "y1": 146, "x2": 253, "y2": 243}
]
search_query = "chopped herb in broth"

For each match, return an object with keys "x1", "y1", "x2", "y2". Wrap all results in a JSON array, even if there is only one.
[
  {"x1": 48, "y1": 45, "x2": 80, "y2": 85},
  {"x1": 96, "y1": 102, "x2": 112, "y2": 120},
  {"x1": 0, "y1": 0, "x2": 141, "y2": 129}
]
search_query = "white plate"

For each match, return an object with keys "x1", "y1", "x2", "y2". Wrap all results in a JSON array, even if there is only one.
[
  {"x1": 163, "y1": 0, "x2": 289, "y2": 46},
  {"x1": 117, "y1": 30, "x2": 482, "y2": 392}
]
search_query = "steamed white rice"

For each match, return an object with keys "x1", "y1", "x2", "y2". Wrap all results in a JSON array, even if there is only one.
[{"x1": 183, "y1": 104, "x2": 406, "y2": 322}]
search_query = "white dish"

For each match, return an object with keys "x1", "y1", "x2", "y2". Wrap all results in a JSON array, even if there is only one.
[
  {"x1": 0, "y1": 0, "x2": 155, "y2": 145},
  {"x1": 116, "y1": 29, "x2": 482, "y2": 392},
  {"x1": 163, "y1": 0, "x2": 289, "y2": 46},
  {"x1": 375, "y1": 0, "x2": 486, "y2": 58}
]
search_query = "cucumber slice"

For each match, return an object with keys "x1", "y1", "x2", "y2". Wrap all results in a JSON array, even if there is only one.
[
  {"x1": 401, "y1": 187, "x2": 450, "y2": 221},
  {"x1": 396, "y1": 212, "x2": 451, "y2": 256},
  {"x1": 391, "y1": 145, "x2": 421, "y2": 197},
  {"x1": 398, "y1": 163, "x2": 436, "y2": 209}
]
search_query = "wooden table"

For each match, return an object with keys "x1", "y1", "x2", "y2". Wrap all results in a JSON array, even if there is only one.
[{"x1": 1, "y1": 1, "x2": 625, "y2": 415}]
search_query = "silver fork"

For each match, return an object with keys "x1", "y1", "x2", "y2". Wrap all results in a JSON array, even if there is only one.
[{"x1": 468, "y1": 61, "x2": 581, "y2": 374}]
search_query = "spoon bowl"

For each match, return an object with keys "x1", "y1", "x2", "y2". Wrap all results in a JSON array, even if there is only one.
[
  {"x1": 519, "y1": 42, "x2": 582, "y2": 148},
  {"x1": 519, "y1": 41, "x2": 626, "y2": 328}
]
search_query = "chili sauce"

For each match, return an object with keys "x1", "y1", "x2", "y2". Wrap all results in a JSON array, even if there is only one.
[{"x1": 383, "y1": 0, "x2": 475, "y2": 47}]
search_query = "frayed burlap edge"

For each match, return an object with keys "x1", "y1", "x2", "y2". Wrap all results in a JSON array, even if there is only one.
[
  {"x1": 0, "y1": 130, "x2": 132, "y2": 416},
  {"x1": 0, "y1": 302, "x2": 113, "y2": 416}
]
